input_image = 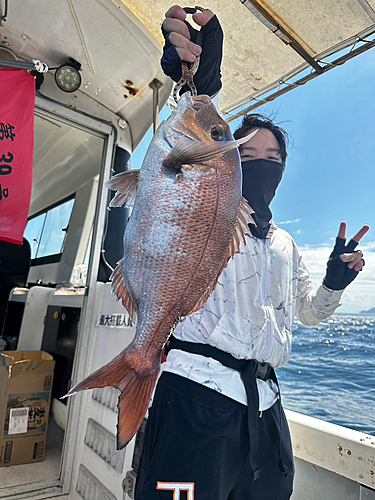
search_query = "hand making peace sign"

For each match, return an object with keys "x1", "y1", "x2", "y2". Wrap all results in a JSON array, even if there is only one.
[{"x1": 323, "y1": 222, "x2": 369, "y2": 291}]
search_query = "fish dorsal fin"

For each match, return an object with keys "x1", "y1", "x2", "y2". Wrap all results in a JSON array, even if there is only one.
[
  {"x1": 226, "y1": 197, "x2": 255, "y2": 261},
  {"x1": 110, "y1": 259, "x2": 137, "y2": 323},
  {"x1": 163, "y1": 130, "x2": 258, "y2": 171},
  {"x1": 105, "y1": 170, "x2": 140, "y2": 207},
  {"x1": 187, "y1": 197, "x2": 255, "y2": 316},
  {"x1": 187, "y1": 279, "x2": 220, "y2": 316}
]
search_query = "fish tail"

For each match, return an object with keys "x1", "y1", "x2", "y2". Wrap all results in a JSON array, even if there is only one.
[{"x1": 64, "y1": 349, "x2": 160, "y2": 449}]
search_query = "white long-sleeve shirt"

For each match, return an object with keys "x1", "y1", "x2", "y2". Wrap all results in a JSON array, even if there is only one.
[{"x1": 163, "y1": 224, "x2": 343, "y2": 409}]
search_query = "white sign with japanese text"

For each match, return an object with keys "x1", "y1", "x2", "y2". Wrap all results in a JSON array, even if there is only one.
[{"x1": 97, "y1": 313, "x2": 133, "y2": 328}]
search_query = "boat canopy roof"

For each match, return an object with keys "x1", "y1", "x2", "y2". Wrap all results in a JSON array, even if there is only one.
[
  {"x1": 2, "y1": 0, "x2": 375, "y2": 143},
  {"x1": 0, "y1": 0, "x2": 172, "y2": 149},
  {"x1": 123, "y1": 0, "x2": 375, "y2": 118}
]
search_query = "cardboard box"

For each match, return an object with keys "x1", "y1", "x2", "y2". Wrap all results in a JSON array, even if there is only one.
[{"x1": 0, "y1": 351, "x2": 55, "y2": 466}]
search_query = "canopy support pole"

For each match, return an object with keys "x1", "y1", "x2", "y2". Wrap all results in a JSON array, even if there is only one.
[
  {"x1": 240, "y1": 0, "x2": 324, "y2": 73},
  {"x1": 226, "y1": 36, "x2": 375, "y2": 121},
  {"x1": 149, "y1": 78, "x2": 163, "y2": 134}
]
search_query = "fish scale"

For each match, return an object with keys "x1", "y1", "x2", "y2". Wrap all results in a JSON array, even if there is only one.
[{"x1": 65, "y1": 93, "x2": 257, "y2": 448}]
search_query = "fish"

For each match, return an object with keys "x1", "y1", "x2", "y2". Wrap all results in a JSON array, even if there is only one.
[{"x1": 65, "y1": 92, "x2": 256, "y2": 448}]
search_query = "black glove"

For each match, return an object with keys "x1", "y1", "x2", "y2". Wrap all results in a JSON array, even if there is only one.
[
  {"x1": 161, "y1": 14, "x2": 223, "y2": 97},
  {"x1": 323, "y1": 237, "x2": 361, "y2": 290}
]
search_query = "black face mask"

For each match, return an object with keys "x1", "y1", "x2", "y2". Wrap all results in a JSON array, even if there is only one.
[{"x1": 241, "y1": 159, "x2": 284, "y2": 239}]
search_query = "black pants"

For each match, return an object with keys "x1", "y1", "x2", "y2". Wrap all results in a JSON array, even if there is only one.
[{"x1": 135, "y1": 372, "x2": 294, "y2": 500}]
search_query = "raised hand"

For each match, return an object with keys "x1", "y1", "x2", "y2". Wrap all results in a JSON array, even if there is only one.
[
  {"x1": 323, "y1": 222, "x2": 369, "y2": 290},
  {"x1": 161, "y1": 5, "x2": 223, "y2": 97},
  {"x1": 162, "y1": 6, "x2": 212, "y2": 63}
]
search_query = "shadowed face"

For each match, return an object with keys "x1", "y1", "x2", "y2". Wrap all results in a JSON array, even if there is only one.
[{"x1": 239, "y1": 128, "x2": 282, "y2": 164}]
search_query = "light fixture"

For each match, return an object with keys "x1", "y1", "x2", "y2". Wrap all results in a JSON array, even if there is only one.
[{"x1": 54, "y1": 58, "x2": 81, "y2": 93}]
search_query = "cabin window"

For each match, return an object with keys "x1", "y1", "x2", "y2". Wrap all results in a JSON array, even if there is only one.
[
  {"x1": 25, "y1": 198, "x2": 75, "y2": 260},
  {"x1": 25, "y1": 212, "x2": 46, "y2": 259}
]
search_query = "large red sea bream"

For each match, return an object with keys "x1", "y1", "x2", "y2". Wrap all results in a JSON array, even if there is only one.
[{"x1": 66, "y1": 92, "x2": 255, "y2": 448}]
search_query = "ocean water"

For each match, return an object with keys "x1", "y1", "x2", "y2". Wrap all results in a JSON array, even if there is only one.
[{"x1": 278, "y1": 315, "x2": 375, "y2": 436}]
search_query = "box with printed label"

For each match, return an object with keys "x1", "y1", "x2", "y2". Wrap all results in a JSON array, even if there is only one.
[{"x1": 0, "y1": 351, "x2": 55, "y2": 466}]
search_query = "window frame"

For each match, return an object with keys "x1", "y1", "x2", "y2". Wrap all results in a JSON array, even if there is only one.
[{"x1": 26, "y1": 194, "x2": 75, "y2": 266}]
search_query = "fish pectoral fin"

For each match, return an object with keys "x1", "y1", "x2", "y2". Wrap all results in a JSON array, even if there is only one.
[
  {"x1": 226, "y1": 197, "x2": 256, "y2": 261},
  {"x1": 105, "y1": 170, "x2": 140, "y2": 207},
  {"x1": 63, "y1": 349, "x2": 160, "y2": 449},
  {"x1": 111, "y1": 259, "x2": 137, "y2": 323},
  {"x1": 163, "y1": 130, "x2": 258, "y2": 170}
]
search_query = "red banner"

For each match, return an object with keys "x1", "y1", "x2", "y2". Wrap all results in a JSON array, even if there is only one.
[{"x1": 0, "y1": 68, "x2": 35, "y2": 245}]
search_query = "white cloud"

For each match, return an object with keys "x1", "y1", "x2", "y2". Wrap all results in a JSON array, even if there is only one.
[
  {"x1": 277, "y1": 218, "x2": 301, "y2": 225},
  {"x1": 296, "y1": 229, "x2": 302, "y2": 235},
  {"x1": 299, "y1": 241, "x2": 375, "y2": 314}
]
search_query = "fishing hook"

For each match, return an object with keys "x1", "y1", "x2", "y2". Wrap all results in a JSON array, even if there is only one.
[{"x1": 173, "y1": 6, "x2": 205, "y2": 103}]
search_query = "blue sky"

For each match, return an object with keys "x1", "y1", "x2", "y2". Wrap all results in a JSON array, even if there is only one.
[{"x1": 131, "y1": 48, "x2": 375, "y2": 313}]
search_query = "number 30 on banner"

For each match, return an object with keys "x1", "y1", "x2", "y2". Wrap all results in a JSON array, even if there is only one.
[{"x1": 0, "y1": 152, "x2": 14, "y2": 175}]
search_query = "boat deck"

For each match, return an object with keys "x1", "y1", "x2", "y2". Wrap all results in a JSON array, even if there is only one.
[{"x1": 0, "y1": 420, "x2": 63, "y2": 491}]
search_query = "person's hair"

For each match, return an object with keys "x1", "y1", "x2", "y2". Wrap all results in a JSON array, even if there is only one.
[{"x1": 233, "y1": 113, "x2": 288, "y2": 167}]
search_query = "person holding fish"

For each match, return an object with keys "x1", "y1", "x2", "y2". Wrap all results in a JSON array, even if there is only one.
[
  {"x1": 65, "y1": 6, "x2": 368, "y2": 500},
  {"x1": 131, "y1": 5, "x2": 369, "y2": 500}
]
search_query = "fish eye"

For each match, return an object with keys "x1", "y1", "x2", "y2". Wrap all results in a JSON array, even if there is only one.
[{"x1": 211, "y1": 125, "x2": 225, "y2": 141}]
